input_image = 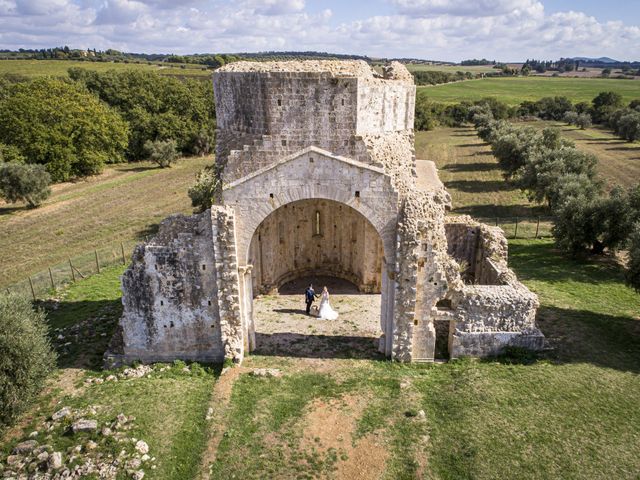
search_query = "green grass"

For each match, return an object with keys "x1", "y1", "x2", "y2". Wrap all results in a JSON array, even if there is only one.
[
  {"x1": 0, "y1": 59, "x2": 211, "y2": 78},
  {"x1": 0, "y1": 156, "x2": 212, "y2": 289},
  {"x1": 206, "y1": 238, "x2": 640, "y2": 479},
  {"x1": 405, "y1": 63, "x2": 498, "y2": 74},
  {"x1": 1, "y1": 268, "x2": 218, "y2": 480},
  {"x1": 418, "y1": 76, "x2": 640, "y2": 105}
]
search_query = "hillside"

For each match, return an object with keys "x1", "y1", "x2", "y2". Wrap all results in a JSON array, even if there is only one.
[{"x1": 0, "y1": 157, "x2": 211, "y2": 289}]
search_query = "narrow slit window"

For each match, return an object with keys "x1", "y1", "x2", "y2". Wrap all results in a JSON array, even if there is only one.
[{"x1": 315, "y1": 211, "x2": 321, "y2": 236}]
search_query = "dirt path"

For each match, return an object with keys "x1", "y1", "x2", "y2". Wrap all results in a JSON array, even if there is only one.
[{"x1": 198, "y1": 365, "x2": 249, "y2": 480}]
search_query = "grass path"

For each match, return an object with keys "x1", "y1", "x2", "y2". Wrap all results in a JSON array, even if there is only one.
[{"x1": 0, "y1": 156, "x2": 211, "y2": 288}]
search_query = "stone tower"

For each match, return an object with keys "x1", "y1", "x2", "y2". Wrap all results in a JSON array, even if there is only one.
[{"x1": 105, "y1": 61, "x2": 544, "y2": 367}]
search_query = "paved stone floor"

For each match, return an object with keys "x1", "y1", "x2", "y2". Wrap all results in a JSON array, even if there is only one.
[{"x1": 252, "y1": 276, "x2": 383, "y2": 359}]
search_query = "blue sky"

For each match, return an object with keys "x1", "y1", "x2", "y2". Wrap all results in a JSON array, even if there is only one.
[{"x1": 0, "y1": 0, "x2": 638, "y2": 61}]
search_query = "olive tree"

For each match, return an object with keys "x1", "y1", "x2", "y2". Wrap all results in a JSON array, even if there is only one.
[{"x1": 0, "y1": 162, "x2": 51, "y2": 208}]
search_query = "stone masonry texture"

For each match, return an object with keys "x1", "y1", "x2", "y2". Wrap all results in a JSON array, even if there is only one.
[{"x1": 107, "y1": 60, "x2": 544, "y2": 366}]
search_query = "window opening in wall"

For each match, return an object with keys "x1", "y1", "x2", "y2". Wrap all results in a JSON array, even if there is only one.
[
  {"x1": 270, "y1": 193, "x2": 274, "y2": 198},
  {"x1": 277, "y1": 99, "x2": 282, "y2": 106},
  {"x1": 281, "y1": 139, "x2": 287, "y2": 146},
  {"x1": 315, "y1": 211, "x2": 321, "y2": 236},
  {"x1": 341, "y1": 98, "x2": 345, "y2": 106},
  {"x1": 355, "y1": 191, "x2": 360, "y2": 198}
]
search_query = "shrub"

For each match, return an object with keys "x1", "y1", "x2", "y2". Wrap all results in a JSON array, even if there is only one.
[
  {"x1": 616, "y1": 111, "x2": 640, "y2": 142},
  {"x1": 575, "y1": 113, "x2": 592, "y2": 130},
  {"x1": 145, "y1": 139, "x2": 178, "y2": 168},
  {"x1": 535, "y1": 96, "x2": 574, "y2": 120},
  {"x1": 626, "y1": 224, "x2": 640, "y2": 293},
  {"x1": 0, "y1": 293, "x2": 56, "y2": 426},
  {"x1": 592, "y1": 91, "x2": 624, "y2": 123},
  {"x1": 188, "y1": 167, "x2": 220, "y2": 212},
  {"x1": 563, "y1": 111, "x2": 579, "y2": 125},
  {"x1": 0, "y1": 143, "x2": 25, "y2": 163},
  {"x1": 0, "y1": 162, "x2": 51, "y2": 208}
]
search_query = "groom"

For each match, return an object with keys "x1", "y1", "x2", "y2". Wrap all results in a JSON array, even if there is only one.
[{"x1": 304, "y1": 284, "x2": 319, "y2": 315}]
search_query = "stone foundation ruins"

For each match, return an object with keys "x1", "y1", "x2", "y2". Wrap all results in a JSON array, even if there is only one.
[{"x1": 105, "y1": 60, "x2": 544, "y2": 366}]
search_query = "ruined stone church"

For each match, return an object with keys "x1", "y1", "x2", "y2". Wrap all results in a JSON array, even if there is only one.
[{"x1": 105, "y1": 60, "x2": 544, "y2": 366}]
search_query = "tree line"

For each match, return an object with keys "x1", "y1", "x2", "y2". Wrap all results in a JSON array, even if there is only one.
[
  {"x1": 465, "y1": 102, "x2": 640, "y2": 293},
  {"x1": 0, "y1": 69, "x2": 215, "y2": 207},
  {"x1": 415, "y1": 91, "x2": 640, "y2": 143}
]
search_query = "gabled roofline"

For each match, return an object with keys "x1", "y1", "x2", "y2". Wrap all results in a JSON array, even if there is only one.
[{"x1": 223, "y1": 146, "x2": 386, "y2": 190}]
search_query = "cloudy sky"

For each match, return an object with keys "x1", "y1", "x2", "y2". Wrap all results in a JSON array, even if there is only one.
[{"x1": 0, "y1": 0, "x2": 638, "y2": 61}]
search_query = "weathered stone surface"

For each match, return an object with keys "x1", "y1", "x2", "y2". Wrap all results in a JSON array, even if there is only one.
[
  {"x1": 72, "y1": 419, "x2": 98, "y2": 433},
  {"x1": 51, "y1": 406, "x2": 72, "y2": 421},
  {"x1": 12, "y1": 440, "x2": 38, "y2": 455},
  {"x1": 107, "y1": 60, "x2": 543, "y2": 366}
]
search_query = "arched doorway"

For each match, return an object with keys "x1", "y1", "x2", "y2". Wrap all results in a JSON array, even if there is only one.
[{"x1": 242, "y1": 198, "x2": 391, "y2": 358}]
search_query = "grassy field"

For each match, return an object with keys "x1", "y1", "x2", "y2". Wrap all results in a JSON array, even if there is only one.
[
  {"x1": 418, "y1": 76, "x2": 640, "y2": 105},
  {"x1": 0, "y1": 59, "x2": 211, "y2": 78},
  {"x1": 405, "y1": 63, "x2": 498, "y2": 74},
  {"x1": 0, "y1": 156, "x2": 211, "y2": 289}
]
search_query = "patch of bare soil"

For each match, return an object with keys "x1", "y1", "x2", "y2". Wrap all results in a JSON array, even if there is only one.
[
  {"x1": 300, "y1": 394, "x2": 388, "y2": 480},
  {"x1": 199, "y1": 366, "x2": 249, "y2": 480},
  {"x1": 253, "y1": 276, "x2": 383, "y2": 360}
]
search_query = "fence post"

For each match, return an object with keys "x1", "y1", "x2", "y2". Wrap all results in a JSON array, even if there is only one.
[
  {"x1": 121, "y1": 242, "x2": 126, "y2": 265},
  {"x1": 28, "y1": 276, "x2": 36, "y2": 301},
  {"x1": 95, "y1": 250, "x2": 101, "y2": 274},
  {"x1": 69, "y1": 259, "x2": 76, "y2": 282},
  {"x1": 495, "y1": 217, "x2": 499, "y2": 227},
  {"x1": 514, "y1": 217, "x2": 518, "y2": 239},
  {"x1": 535, "y1": 216, "x2": 540, "y2": 239},
  {"x1": 48, "y1": 267, "x2": 55, "y2": 290}
]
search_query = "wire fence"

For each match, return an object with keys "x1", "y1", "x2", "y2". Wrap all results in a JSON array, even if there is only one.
[
  {"x1": 3, "y1": 216, "x2": 556, "y2": 301},
  {"x1": 3, "y1": 239, "x2": 142, "y2": 301},
  {"x1": 478, "y1": 215, "x2": 555, "y2": 240}
]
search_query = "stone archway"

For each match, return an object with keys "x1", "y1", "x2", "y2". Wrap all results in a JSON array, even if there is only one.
[
  {"x1": 222, "y1": 147, "x2": 401, "y2": 357},
  {"x1": 245, "y1": 198, "x2": 386, "y2": 357}
]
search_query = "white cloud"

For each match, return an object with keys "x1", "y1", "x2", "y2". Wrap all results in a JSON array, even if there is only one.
[
  {"x1": 392, "y1": 0, "x2": 541, "y2": 18},
  {"x1": 0, "y1": 0, "x2": 637, "y2": 61}
]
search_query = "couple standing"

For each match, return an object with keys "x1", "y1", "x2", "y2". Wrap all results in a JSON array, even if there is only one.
[{"x1": 304, "y1": 284, "x2": 339, "y2": 320}]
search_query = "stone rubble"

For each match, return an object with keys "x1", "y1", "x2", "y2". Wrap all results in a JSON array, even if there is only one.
[{"x1": 0, "y1": 406, "x2": 156, "y2": 480}]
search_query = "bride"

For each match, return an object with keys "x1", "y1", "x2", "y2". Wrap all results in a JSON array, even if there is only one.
[{"x1": 318, "y1": 286, "x2": 339, "y2": 320}]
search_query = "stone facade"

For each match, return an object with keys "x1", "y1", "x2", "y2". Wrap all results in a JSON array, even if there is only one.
[{"x1": 106, "y1": 60, "x2": 544, "y2": 366}]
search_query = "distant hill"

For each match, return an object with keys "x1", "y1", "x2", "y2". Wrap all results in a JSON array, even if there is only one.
[{"x1": 570, "y1": 56, "x2": 620, "y2": 64}]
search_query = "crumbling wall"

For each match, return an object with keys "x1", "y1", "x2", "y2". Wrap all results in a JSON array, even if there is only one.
[
  {"x1": 394, "y1": 187, "x2": 461, "y2": 362},
  {"x1": 104, "y1": 207, "x2": 244, "y2": 367},
  {"x1": 443, "y1": 216, "x2": 544, "y2": 358}
]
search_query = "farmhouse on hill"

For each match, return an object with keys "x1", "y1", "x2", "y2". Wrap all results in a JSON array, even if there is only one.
[{"x1": 105, "y1": 60, "x2": 544, "y2": 366}]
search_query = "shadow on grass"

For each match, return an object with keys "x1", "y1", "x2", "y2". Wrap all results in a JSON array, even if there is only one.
[
  {"x1": 457, "y1": 142, "x2": 489, "y2": 148},
  {"x1": 445, "y1": 180, "x2": 515, "y2": 193},
  {"x1": 0, "y1": 205, "x2": 26, "y2": 216},
  {"x1": 134, "y1": 223, "x2": 160, "y2": 241},
  {"x1": 443, "y1": 162, "x2": 501, "y2": 173},
  {"x1": 508, "y1": 241, "x2": 623, "y2": 284},
  {"x1": 253, "y1": 332, "x2": 384, "y2": 360},
  {"x1": 536, "y1": 305, "x2": 640, "y2": 373},
  {"x1": 40, "y1": 298, "x2": 122, "y2": 372}
]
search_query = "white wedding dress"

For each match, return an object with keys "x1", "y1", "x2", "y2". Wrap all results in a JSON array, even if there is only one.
[{"x1": 318, "y1": 291, "x2": 339, "y2": 320}]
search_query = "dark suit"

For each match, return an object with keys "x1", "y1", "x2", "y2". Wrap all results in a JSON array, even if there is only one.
[{"x1": 305, "y1": 287, "x2": 318, "y2": 315}]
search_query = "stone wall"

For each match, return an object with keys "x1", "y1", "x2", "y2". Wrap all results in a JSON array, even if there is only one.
[
  {"x1": 249, "y1": 198, "x2": 383, "y2": 294},
  {"x1": 104, "y1": 207, "x2": 244, "y2": 367},
  {"x1": 214, "y1": 61, "x2": 416, "y2": 186},
  {"x1": 442, "y1": 215, "x2": 544, "y2": 358}
]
